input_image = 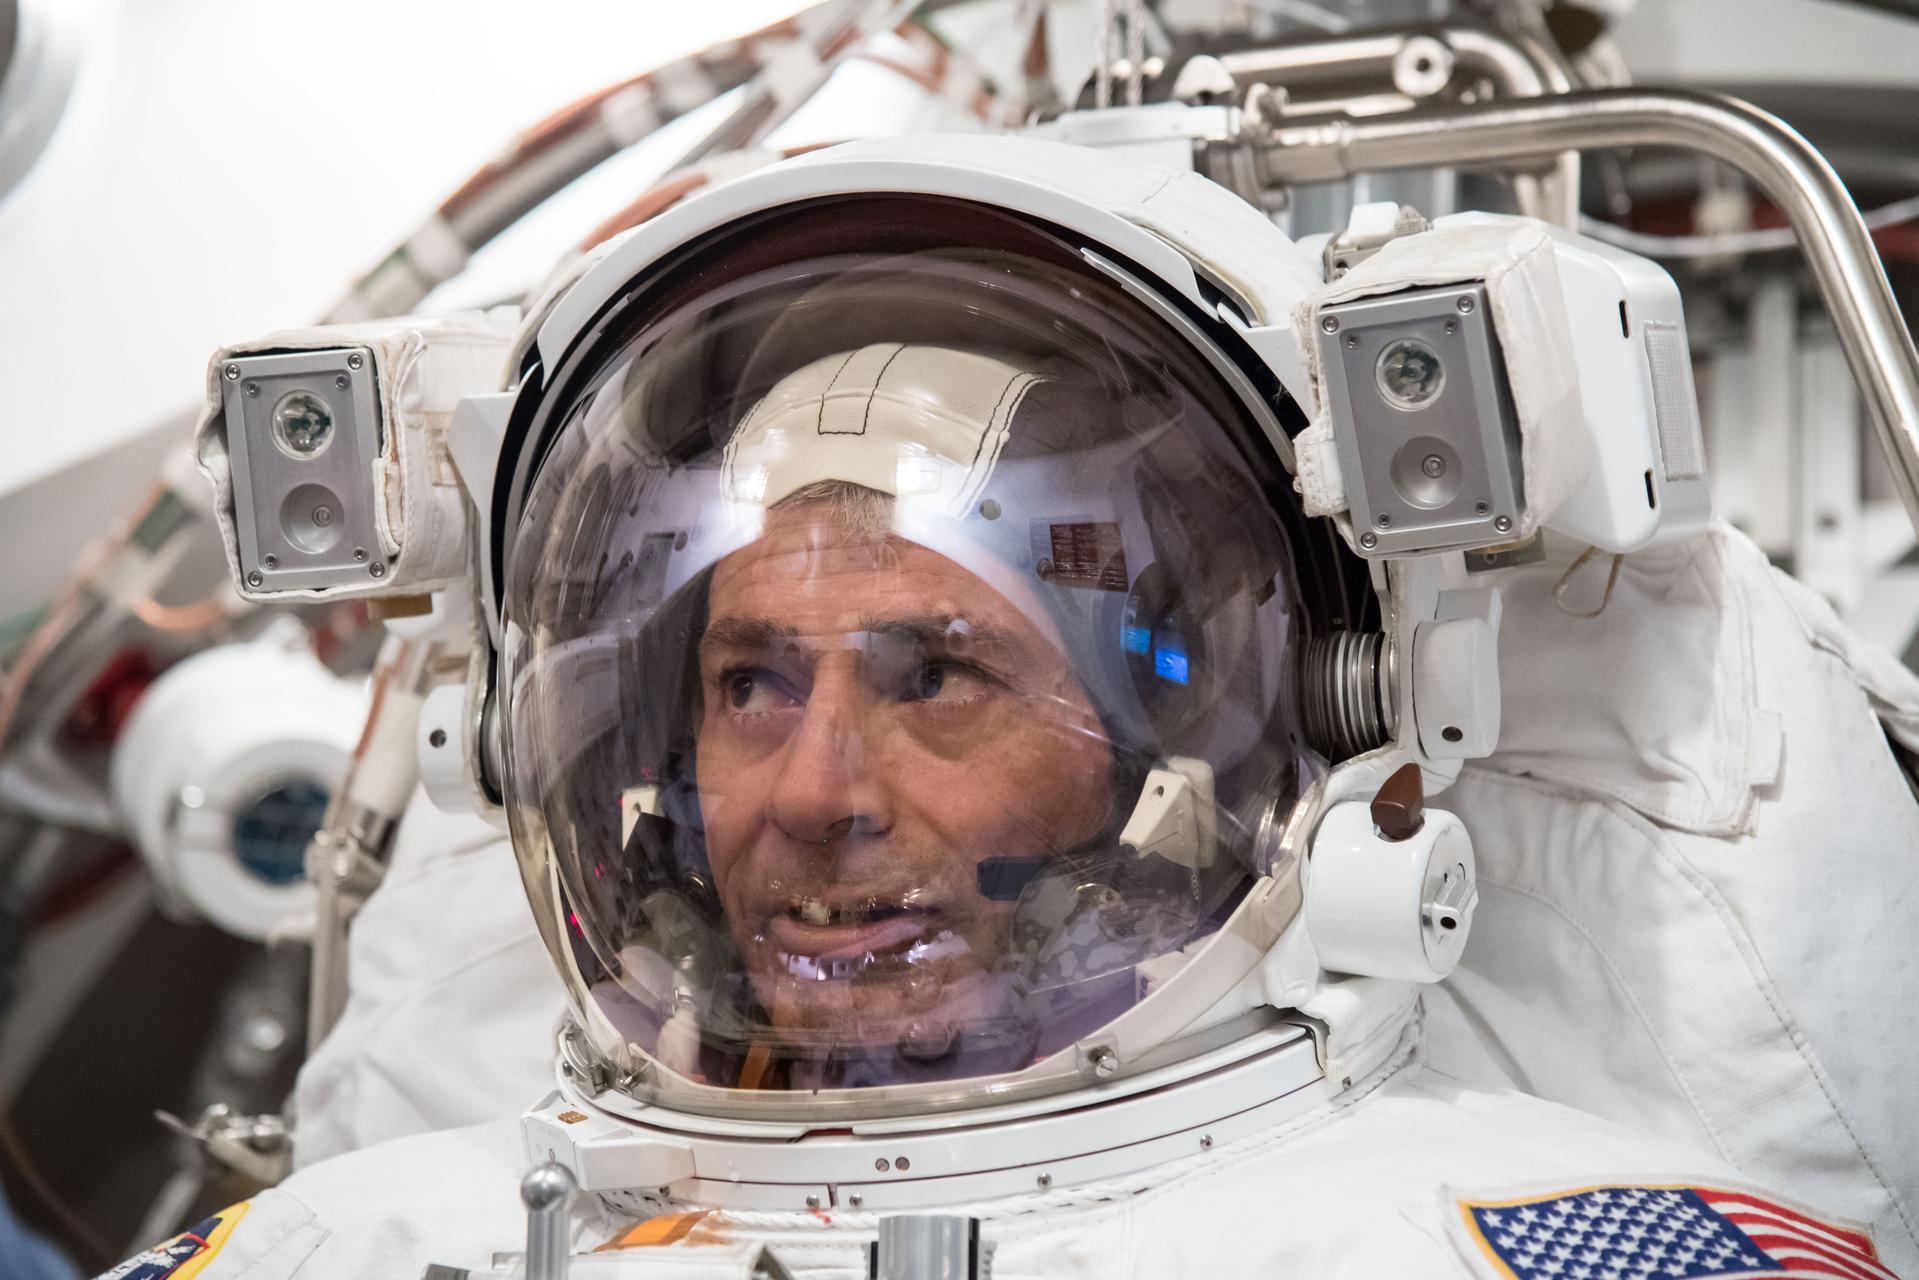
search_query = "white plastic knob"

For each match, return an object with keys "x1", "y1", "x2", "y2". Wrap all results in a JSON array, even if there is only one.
[
  {"x1": 417, "y1": 682, "x2": 478, "y2": 816},
  {"x1": 1305, "y1": 797, "x2": 1478, "y2": 983}
]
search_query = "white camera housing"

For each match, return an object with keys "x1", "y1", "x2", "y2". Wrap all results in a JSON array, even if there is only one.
[{"x1": 1440, "y1": 212, "x2": 1712, "y2": 555}]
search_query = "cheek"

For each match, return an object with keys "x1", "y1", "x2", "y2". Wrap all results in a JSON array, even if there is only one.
[
  {"x1": 694, "y1": 742, "x2": 755, "y2": 900},
  {"x1": 912, "y1": 711, "x2": 1116, "y2": 849}
]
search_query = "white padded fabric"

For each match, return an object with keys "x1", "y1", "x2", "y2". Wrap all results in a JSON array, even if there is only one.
[{"x1": 1424, "y1": 522, "x2": 1919, "y2": 1276}]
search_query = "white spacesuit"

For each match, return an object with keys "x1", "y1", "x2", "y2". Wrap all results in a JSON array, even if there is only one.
[{"x1": 100, "y1": 135, "x2": 1915, "y2": 1280}]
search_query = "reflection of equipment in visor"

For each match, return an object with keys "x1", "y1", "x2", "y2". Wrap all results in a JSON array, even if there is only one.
[
  {"x1": 979, "y1": 756, "x2": 1217, "y2": 901},
  {"x1": 500, "y1": 202, "x2": 1338, "y2": 1106}
]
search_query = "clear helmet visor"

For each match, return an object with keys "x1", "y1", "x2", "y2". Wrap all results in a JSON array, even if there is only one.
[{"x1": 501, "y1": 198, "x2": 1327, "y2": 1112}]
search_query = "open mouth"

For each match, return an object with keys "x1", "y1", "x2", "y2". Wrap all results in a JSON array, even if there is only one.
[
  {"x1": 769, "y1": 897, "x2": 941, "y2": 968},
  {"x1": 790, "y1": 897, "x2": 916, "y2": 928}
]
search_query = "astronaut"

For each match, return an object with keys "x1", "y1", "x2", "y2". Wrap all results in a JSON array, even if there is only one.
[{"x1": 100, "y1": 134, "x2": 1913, "y2": 1279}]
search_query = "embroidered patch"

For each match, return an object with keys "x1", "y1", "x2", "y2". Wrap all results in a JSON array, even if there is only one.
[
  {"x1": 1448, "y1": 1182, "x2": 1894, "y2": 1279},
  {"x1": 99, "y1": 1202, "x2": 250, "y2": 1279}
]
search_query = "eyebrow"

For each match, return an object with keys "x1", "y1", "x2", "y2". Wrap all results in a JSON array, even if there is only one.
[
  {"x1": 860, "y1": 614, "x2": 1020, "y2": 661},
  {"x1": 700, "y1": 616, "x2": 800, "y2": 656},
  {"x1": 699, "y1": 613, "x2": 1022, "y2": 662}
]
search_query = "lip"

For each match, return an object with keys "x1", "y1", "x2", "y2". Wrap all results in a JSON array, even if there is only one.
[{"x1": 768, "y1": 910, "x2": 934, "y2": 962}]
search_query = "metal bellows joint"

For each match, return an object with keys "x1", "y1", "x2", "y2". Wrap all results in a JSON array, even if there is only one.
[{"x1": 1300, "y1": 630, "x2": 1394, "y2": 760}]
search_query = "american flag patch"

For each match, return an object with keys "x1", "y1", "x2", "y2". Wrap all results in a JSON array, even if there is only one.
[{"x1": 1449, "y1": 1182, "x2": 1897, "y2": 1279}]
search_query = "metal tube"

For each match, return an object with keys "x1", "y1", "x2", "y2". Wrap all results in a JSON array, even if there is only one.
[
  {"x1": 521, "y1": 1162, "x2": 577, "y2": 1280},
  {"x1": 1213, "y1": 24, "x2": 1579, "y2": 226},
  {"x1": 1442, "y1": 26, "x2": 1578, "y2": 225},
  {"x1": 1257, "y1": 88, "x2": 1919, "y2": 535}
]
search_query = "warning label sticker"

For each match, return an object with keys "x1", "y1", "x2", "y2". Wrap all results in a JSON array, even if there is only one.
[{"x1": 1041, "y1": 521, "x2": 1129, "y2": 592}]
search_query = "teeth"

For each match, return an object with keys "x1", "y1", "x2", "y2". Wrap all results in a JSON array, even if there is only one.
[{"x1": 791, "y1": 899, "x2": 906, "y2": 926}]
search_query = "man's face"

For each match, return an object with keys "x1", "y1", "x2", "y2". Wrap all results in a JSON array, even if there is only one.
[{"x1": 696, "y1": 501, "x2": 1115, "y2": 1049}]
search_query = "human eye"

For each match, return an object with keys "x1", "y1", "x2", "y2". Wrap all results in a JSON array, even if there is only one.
[
  {"x1": 899, "y1": 658, "x2": 992, "y2": 706},
  {"x1": 718, "y1": 666, "x2": 803, "y2": 715}
]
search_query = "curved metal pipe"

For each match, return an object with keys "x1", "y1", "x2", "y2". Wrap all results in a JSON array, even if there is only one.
[
  {"x1": 1256, "y1": 87, "x2": 1919, "y2": 536},
  {"x1": 1443, "y1": 26, "x2": 1577, "y2": 226},
  {"x1": 1212, "y1": 24, "x2": 1579, "y2": 225}
]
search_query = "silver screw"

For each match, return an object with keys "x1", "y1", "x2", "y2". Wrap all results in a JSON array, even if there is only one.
[
  {"x1": 223, "y1": 364, "x2": 240, "y2": 381},
  {"x1": 1377, "y1": 513, "x2": 1393, "y2": 528},
  {"x1": 1475, "y1": 501, "x2": 1490, "y2": 515},
  {"x1": 1088, "y1": 1046, "x2": 1119, "y2": 1078},
  {"x1": 1200, "y1": 1135, "x2": 1213, "y2": 1150},
  {"x1": 1456, "y1": 295, "x2": 1476, "y2": 314},
  {"x1": 353, "y1": 548, "x2": 368, "y2": 563},
  {"x1": 346, "y1": 353, "x2": 364, "y2": 370},
  {"x1": 262, "y1": 554, "x2": 278, "y2": 569},
  {"x1": 1341, "y1": 1076, "x2": 1353, "y2": 1089},
  {"x1": 335, "y1": 374, "x2": 349, "y2": 389},
  {"x1": 1444, "y1": 320, "x2": 1458, "y2": 335},
  {"x1": 1421, "y1": 455, "x2": 1446, "y2": 479},
  {"x1": 804, "y1": 1195, "x2": 821, "y2": 1209},
  {"x1": 1345, "y1": 334, "x2": 1358, "y2": 349},
  {"x1": 1359, "y1": 531, "x2": 1378, "y2": 550},
  {"x1": 1037, "y1": 1173, "x2": 1053, "y2": 1188},
  {"x1": 312, "y1": 505, "x2": 334, "y2": 527},
  {"x1": 1494, "y1": 515, "x2": 1513, "y2": 533},
  {"x1": 246, "y1": 571, "x2": 263, "y2": 588},
  {"x1": 368, "y1": 561, "x2": 386, "y2": 579},
  {"x1": 1320, "y1": 316, "x2": 1340, "y2": 334},
  {"x1": 848, "y1": 1194, "x2": 864, "y2": 1209},
  {"x1": 244, "y1": 382, "x2": 260, "y2": 397}
]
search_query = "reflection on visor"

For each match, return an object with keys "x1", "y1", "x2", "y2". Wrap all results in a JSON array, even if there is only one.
[
  {"x1": 499, "y1": 203, "x2": 1319, "y2": 1110},
  {"x1": 1153, "y1": 634, "x2": 1191, "y2": 685}
]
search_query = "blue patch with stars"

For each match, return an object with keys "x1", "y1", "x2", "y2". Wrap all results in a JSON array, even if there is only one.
[
  {"x1": 96, "y1": 1203, "x2": 250, "y2": 1279},
  {"x1": 1450, "y1": 1182, "x2": 1895, "y2": 1279}
]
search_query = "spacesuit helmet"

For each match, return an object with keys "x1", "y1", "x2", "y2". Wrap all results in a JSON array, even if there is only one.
[{"x1": 498, "y1": 193, "x2": 1361, "y2": 1119}]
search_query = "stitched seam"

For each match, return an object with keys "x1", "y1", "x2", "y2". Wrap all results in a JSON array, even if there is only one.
[
  {"x1": 1462, "y1": 876, "x2": 1733, "y2": 1165},
  {"x1": 1461, "y1": 767, "x2": 1918, "y2": 1251},
  {"x1": 817, "y1": 349, "x2": 862, "y2": 436},
  {"x1": 970, "y1": 371, "x2": 1029, "y2": 474},
  {"x1": 859, "y1": 345, "x2": 906, "y2": 436}
]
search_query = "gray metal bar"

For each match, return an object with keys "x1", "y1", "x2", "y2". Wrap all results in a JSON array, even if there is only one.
[
  {"x1": 873, "y1": 1215, "x2": 983, "y2": 1280},
  {"x1": 1256, "y1": 87, "x2": 1919, "y2": 536},
  {"x1": 521, "y1": 1162, "x2": 577, "y2": 1280}
]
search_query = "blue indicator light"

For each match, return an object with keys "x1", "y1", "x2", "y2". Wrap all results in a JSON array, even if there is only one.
[
  {"x1": 1121, "y1": 626, "x2": 1152, "y2": 655},
  {"x1": 1154, "y1": 648, "x2": 1190, "y2": 685}
]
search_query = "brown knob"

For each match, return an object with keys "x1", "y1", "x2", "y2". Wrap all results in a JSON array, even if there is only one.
[{"x1": 1371, "y1": 763, "x2": 1426, "y2": 842}]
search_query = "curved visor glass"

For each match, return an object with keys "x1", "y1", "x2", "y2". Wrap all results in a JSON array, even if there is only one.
[{"x1": 501, "y1": 200, "x2": 1318, "y2": 1110}]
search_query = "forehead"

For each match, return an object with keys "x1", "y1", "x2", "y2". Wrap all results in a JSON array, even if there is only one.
[{"x1": 706, "y1": 505, "x2": 1044, "y2": 642}]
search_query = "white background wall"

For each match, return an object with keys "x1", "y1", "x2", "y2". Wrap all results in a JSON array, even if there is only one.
[
  {"x1": 0, "y1": 0, "x2": 967, "y2": 617},
  {"x1": 0, "y1": 1, "x2": 814, "y2": 494},
  {"x1": 1613, "y1": 0, "x2": 1919, "y2": 86}
]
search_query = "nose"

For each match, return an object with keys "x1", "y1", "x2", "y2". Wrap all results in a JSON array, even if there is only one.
[{"x1": 764, "y1": 669, "x2": 891, "y2": 846}]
